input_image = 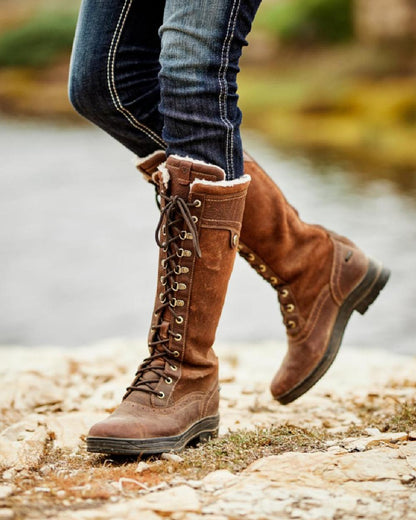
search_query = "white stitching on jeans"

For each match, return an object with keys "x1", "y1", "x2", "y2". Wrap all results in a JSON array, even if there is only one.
[
  {"x1": 218, "y1": 0, "x2": 241, "y2": 179},
  {"x1": 107, "y1": 0, "x2": 166, "y2": 149}
]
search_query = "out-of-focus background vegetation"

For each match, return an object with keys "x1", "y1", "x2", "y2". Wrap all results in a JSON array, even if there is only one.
[
  {"x1": 1, "y1": 0, "x2": 415, "y2": 350},
  {"x1": 2, "y1": 0, "x2": 416, "y2": 175}
]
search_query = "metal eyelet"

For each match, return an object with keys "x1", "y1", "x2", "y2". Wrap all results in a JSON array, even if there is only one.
[
  {"x1": 161, "y1": 259, "x2": 167, "y2": 268},
  {"x1": 280, "y1": 289, "x2": 289, "y2": 298},
  {"x1": 192, "y1": 216, "x2": 198, "y2": 223},
  {"x1": 270, "y1": 277, "x2": 279, "y2": 285},
  {"x1": 233, "y1": 234, "x2": 239, "y2": 247},
  {"x1": 160, "y1": 276, "x2": 167, "y2": 286},
  {"x1": 286, "y1": 304, "x2": 295, "y2": 313},
  {"x1": 173, "y1": 350, "x2": 180, "y2": 357},
  {"x1": 162, "y1": 225, "x2": 166, "y2": 236},
  {"x1": 175, "y1": 316, "x2": 184, "y2": 324},
  {"x1": 180, "y1": 231, "x2": 193, "y2": 240},
  {"x1": 157, "y1": 391, "x2": 165, "y2": 399},
  {"x1": 170, "y1": 364, "x2": 178, "y2": 371},
  {"x1": 174, "y1": 265, "x2": 189, "y2": 275},
  {"x1": 194, "y1": 199, "x2": 202, "y2": 208},
  {"x1": 177, "y1": 249, "x2": 192, "y2": 258},
  {"x1": 170, "y1": 298, "x2": 184, "y2": 308},
  {"x1": 259, "y1": 265, "x2": 266, "y2": 272},
  {"x1": 165, "y1": 377, "x2": 173, "y2": 385},
  {"x1": 288, "y1": 320, "x2": 296, "y2": 329},
  {"x1": 174, "y1": 333, "x2": 182, "y2": 342},
  {"x1": 172, "y1": 282, "x2": 186, "y2": 291},
  {"x1": 248, "y1": 253, "x2": 255, "y2": 262},
  {"x1": 159, "y1": 293, "x2": 166, "y2": 303}
]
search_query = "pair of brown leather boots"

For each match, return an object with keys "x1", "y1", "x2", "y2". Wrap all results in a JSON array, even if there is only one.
[{"x1": 87, "y1": 152, "x2": 389, "y2": 455}]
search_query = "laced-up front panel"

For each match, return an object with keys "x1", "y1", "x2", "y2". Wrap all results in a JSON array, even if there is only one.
[{"x1": 124, "y1": 190, "x2": 203, "y2": 401}]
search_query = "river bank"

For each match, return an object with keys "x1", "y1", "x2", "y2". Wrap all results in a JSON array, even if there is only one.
[{"x1": 1, "y1": 340, "x2": 415, "y2": 519}]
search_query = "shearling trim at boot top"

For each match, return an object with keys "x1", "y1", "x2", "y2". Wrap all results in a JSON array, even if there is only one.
[
  {"x1": 134, "y1": 149, "x2": 166, "y2": 168},
  {"x1": 190, "y1": 173, "x2": 251, "y2": 190},
  {"x1": 134, "y1": 150, "x2": 166, "y2": 182}
]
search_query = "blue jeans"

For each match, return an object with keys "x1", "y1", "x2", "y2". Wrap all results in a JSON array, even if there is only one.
[{"x1": 68, "y1": 0, "x2": 261, "y2": 179}]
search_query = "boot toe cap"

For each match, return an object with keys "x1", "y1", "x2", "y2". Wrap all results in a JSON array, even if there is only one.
[{"x1": 88, "y1": 416, "x2": 145, "y2": 439}]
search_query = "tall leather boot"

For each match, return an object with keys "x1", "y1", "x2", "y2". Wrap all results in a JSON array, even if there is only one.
[
  {"x1": 240, "y1": 152, "x2": 390, "y2": 404},
  {"x1": 138, "y1": 151, "x2": 390, "y2": 405},
  {"x1": 87, "y1": 156, "x2": 250, "y2": 454}
]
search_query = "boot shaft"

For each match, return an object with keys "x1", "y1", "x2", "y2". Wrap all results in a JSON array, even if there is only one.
[{"x1": 131, "y1": 156, "x2": 250, "y2": 407}]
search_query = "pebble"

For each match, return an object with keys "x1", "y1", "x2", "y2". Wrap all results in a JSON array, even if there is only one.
[
  {"x1": 161, "y1": 453, "x2": 184, "y2": 463},
  {"x1": 135, "y1": 461, "x2": 150, "y2": 473},
  {"x1": 1, "y1": 470, "x2": 15, "y2": 481},
  {"x1": 0, "y1": 486, "x2": 13, "y2": 499}
]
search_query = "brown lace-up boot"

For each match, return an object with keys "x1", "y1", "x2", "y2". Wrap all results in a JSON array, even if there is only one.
[
  {"x1": 241, "y1": 152, "x2": 389, "y2": 404},
  {"x1": 138, "y1": 151, "x2": 389, "y2": 405},
  {"x1": 87, "y1": 156, "x2": 250, "y2": 454}
]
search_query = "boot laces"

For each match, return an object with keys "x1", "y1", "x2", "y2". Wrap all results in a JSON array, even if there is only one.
[{"x1": 125, "y1": 192, "x2": 201, "y2": 398}]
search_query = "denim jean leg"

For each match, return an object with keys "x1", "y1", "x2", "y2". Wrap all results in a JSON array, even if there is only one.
[
  {"x1": 68, "y1": 0, "x2": 166, "y2": 158},
  {"x1": 159, "y1": 0, "x2": 261, "y2": 179}
]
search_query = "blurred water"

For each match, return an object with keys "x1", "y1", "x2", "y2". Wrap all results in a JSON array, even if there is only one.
[{"x1": 0, "y1": 120, "x2": 414, "y2": 353}]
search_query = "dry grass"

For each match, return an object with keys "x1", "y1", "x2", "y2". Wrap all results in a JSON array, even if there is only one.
[{"x1": 358, "y1": 399, "x2": 416, "y2": 433}]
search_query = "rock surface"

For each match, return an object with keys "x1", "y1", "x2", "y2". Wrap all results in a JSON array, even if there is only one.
[{"x1": 1, "y1": 340, "x2": 416, "y2": 519}]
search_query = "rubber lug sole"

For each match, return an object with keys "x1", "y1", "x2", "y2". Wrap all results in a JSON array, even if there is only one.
[
  {"x1": 277, "y1": 259, "x2": 390, "y2": 405},
  {"x1": 86, "y1": 415, "x2": 219, "y2": 455}
]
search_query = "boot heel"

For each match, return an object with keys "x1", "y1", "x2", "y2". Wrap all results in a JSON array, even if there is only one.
[{"x1": 355, "y1": 264, "x2": 390, "y2": 315}]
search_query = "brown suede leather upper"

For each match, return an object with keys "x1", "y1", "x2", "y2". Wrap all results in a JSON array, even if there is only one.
[
  {"x1": 241, "y1": 153, "x2": 370, "y2": 400},
  {"x1": 89, "y1": 156, "x2": 249, "y2": 440}
]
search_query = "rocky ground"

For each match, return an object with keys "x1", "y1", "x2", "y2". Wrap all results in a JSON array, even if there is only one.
[{"x1": 1, "y1": 340, "x2": 416, "y2": 520}]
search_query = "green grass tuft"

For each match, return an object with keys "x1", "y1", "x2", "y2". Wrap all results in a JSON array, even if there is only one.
[{"x1": 177, "y1": 424, "x2": 328, "y2": 476}]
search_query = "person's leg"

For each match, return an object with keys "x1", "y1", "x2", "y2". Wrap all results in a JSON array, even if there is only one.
[
  {"x1": 68, "y1": 0, "x2": 166, "y2": 158},
  {"x1": 68, "y1": 0, "x2": 262, "y2": 175},
  {"x1": 159, "y1": 0, "x2": 261, "y2": 179},
  {"x1": 86, "y1": 0, "x2": 260, "y2": 454}
]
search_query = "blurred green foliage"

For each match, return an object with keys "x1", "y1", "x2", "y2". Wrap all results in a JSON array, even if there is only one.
[
  {"x1": 0, "y1": 0, "x2": 354, "y2": 70},
  {"x1": 257, "y1": 0, "x2": 354, "y2": 45},
  {"x1": 0, "y1": 9, "x2": 78, "y2": 68}
]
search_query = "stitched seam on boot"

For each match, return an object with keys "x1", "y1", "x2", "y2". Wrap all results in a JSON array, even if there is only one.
[
  {"x1": 290, "y1": 286, "x2": 334, "y2": 346},
  {"x1": 202, "y1": 381, "x2": 220, "y2": 417},
  {"x1": 330, "y1": 237, "x2": 344, "y2": 305}
]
